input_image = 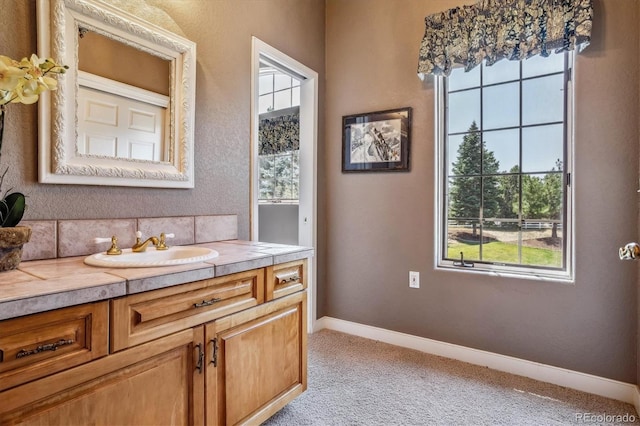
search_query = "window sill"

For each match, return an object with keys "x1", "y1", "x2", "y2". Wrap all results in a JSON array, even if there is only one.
[
  {"x1": 258, "y1": 201, "x2": 299, "y2": 206},
  {"x1": 436, "y1": 263, "x2": 574, "y2": 285}
]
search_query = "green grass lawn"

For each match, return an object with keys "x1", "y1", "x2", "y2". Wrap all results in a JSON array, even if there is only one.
[{"x1": 448, "y1": 241, "x2": 561, "y2": 267}]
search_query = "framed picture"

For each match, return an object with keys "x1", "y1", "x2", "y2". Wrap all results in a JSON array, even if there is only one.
[{"x1": 342, "y1": 107, "x2": 412, "y2": 172}]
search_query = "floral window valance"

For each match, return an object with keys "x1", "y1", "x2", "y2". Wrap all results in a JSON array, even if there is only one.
[
  {"x1": 259, "y1": 109, "x2": 300, "y2": 155},
  {"x1": 417, "y1": 0, "x2": 593, "y2": 78}
]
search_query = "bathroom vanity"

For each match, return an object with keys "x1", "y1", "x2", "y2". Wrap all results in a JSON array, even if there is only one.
[{"x1": 0, "y1": 240, "x2": 311, "y2": 425}]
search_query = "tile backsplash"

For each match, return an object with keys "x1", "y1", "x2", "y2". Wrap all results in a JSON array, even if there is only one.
[
  {"x1": 20, "y1": 214, "x2": 238, "y2": 261},
  {"x1": 138, "y1": 216, "x2": 195, "y2": 246},
  {"x1": 58, "y1": 219, "x2": 138, "y2": 258},
  {"x1": 21, "y1": 220, "x2": 57, "y2": 261},
  {"x1": 195, "y1": 214, "x2": 238, "y2": 243}
]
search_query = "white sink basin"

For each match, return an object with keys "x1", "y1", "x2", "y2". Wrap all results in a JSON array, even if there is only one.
[{"x1": 84, "y1": 246, "x2": 219, "y2": 268}]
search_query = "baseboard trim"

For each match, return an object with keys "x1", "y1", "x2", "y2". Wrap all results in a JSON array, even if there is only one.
[{"x1": 315, "y1": 316, "x2": 639, "y2": 407}]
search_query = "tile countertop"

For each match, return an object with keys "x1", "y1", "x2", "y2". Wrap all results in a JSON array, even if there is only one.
[{"x1": 0, "y1": 240, "x2": 314, "y2": 321}]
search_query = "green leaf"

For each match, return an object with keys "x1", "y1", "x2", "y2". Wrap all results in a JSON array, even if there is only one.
[{"x1": 0, "y1": 192, "x2": 25, "y2": 227}]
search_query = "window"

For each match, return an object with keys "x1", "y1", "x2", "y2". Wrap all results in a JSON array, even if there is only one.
[
  {"x1": 436, "y1": 52, "x2": 573, "y2": 280},
  {"x1": 258, "y1": 68, "x2": 301, "y2": 114},
  {"x1": 258, "y1": 66, "x2": 301, "y2": 203},
  {"x1": 259, "y1": 150, "x2": 299, "y2": 202}
]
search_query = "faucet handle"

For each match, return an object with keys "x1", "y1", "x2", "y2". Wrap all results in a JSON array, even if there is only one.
[
  {"x1": 136, "y1": 231, "x2": 142, "y2": 239},
  {"x1": 94, "y1": 236, "x2": 122, "y2": 255},
  {"x1": 156, "y1": 232, "x2": 174, "y2": 250}
]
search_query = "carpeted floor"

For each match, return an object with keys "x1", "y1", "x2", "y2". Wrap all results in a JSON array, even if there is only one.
[{"x1": 262, "y1": 329, "x2": 639, "y2": 426}]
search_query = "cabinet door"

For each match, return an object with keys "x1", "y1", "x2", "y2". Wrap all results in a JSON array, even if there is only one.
[
  {"x1": 206, "y1": 291, "x2": 307, "y2": 425},
  {"x1": 0, "y1": 328, "x2": 205, "y2": 426}
]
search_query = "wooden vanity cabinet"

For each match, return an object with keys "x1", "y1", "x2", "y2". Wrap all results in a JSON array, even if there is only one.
[{"x1": 0, "y1": 259, "x2": 308, "y2": 426}]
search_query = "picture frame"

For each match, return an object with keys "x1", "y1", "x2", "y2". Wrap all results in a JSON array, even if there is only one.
[{"x1": 342, "y1": 107, "x2": 412, "y2": 173}]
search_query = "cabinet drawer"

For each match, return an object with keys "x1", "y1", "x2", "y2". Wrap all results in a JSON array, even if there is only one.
[
  {"x1": 111, "y1": 268, "x2": 264, "y2": 351},
  {"x1": 0, "y1": 329, "x2": 201, "y2": 425},
  {"x1": 265, "y1": 259, "x2": 307, "y2": 301},
  {"x1": 0, "y1": 302, "x2": 109, "y2": 391}
]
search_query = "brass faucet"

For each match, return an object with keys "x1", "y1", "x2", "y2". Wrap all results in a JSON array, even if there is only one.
[{"x1": 132, "y1": 231, "x2": 159, "y2": 252}]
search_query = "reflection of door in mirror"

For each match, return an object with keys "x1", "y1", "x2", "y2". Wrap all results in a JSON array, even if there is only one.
[{"x1": 77, "y1": 30, "x2": 171, "y2": 162}]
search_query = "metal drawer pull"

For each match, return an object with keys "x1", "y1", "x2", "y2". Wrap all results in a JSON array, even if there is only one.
[
  {"x1": 16, "y1": 339, "x2": 75, "y2": 359},
  {"x1": 210, "y1": 338, "x2": 218, "y2": 367},
  {"x1": 276, "y1": 271, "x2": 300, "y2": 283},
  {"x1": 195, "y1": 343, "x2": 204, "y2": 374},
  {"x1": 193, "y1": 298, "x2": 222, "y2": 308}
]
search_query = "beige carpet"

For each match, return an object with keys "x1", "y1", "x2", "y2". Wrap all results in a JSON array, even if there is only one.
[{"x1": 262, "y1": 329, "x2": 638, "y2": 425}]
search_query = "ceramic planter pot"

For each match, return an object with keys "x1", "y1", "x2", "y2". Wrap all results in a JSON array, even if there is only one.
[{"x1": 0, "y1": 226, "x2": 31, "y2": 271}]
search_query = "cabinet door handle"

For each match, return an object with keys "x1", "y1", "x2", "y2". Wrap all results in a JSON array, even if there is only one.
[
  {"x1": 210, "y1": 338, "x2": 218, "y2": 367},
  {"x1": 16, "y1": 339, "x2": 75, "y2": 359},
  {"x1": 276, "y1": 271, "x2": 300, "y2": 284},
  {"x1": 195, "y1": 343, "x2": 204, "y2": 374},
  {"x1": 193, "y1": 298, "x2": 221, "y2": 308}
]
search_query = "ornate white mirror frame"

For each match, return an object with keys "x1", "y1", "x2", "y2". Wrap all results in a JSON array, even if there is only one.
[{"x1": 36, "y1": 0, "x2": 197, "y2": 188}]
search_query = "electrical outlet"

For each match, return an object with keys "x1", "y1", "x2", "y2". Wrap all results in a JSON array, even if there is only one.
[{"x1": 409, "y1": 271, "x2": 420, "y2": 288}]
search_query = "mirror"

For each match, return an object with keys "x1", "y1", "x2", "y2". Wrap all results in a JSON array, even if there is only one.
[{"x1": 36, "y1": 0, "x2": 197, "y2": 188}]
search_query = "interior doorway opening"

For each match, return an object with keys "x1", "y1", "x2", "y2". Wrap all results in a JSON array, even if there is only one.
[
  {"x1": 250, "y1": 38, "x2": 318, "y2": 332},
  {"x1": 256, "y1": 61, "x2": 302, "y2": 245}
]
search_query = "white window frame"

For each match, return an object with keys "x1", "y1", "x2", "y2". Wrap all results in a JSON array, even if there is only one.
[
  {"x1": 434, "y1": 54, "x2": 575, "y2": 283},
  {"x1": 257, "y1": 67, "x2": 301, "y2": 205}
]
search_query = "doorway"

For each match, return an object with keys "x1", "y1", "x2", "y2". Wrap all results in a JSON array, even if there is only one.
[{"x1": 250, "y1": 37, "x2": 318, "y2": 332}]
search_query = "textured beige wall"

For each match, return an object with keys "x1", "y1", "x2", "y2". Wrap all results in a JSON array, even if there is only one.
[
  {"x1": 1, "y1": 0, "x2": 325, "y2": 242},
  {"x1": 325, "y1": 0, "x2": 639, "y2": 382}
]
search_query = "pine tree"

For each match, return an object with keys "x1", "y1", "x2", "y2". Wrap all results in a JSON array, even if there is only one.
[
  {"x1": 259, "y1": 156, "x2": 275, "y2": 199},
  {"x1": 449, "y1": 121, "x2": 501, "y2": 236}
]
